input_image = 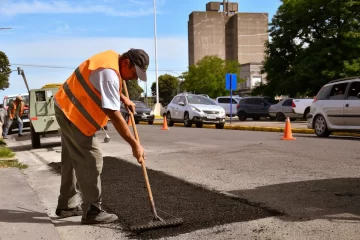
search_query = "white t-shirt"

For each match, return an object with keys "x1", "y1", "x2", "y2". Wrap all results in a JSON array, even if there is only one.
[{"x1": 89, "y1": 68, "x2": 121, "y2": 111}]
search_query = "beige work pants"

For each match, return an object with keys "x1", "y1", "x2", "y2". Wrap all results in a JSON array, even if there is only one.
[{"x1": 55, "y1": 105, "x2": 103, "y2": 218}]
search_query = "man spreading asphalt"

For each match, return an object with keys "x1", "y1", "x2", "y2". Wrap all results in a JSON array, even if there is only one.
[
  {"x1": 3, "y1": 95, "x2": 25, "y2": 138},
  {"x1": 53, "y1": 49, "x2": 149, "y2": 224}
]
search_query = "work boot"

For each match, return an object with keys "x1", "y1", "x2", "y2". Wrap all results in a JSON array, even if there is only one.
[
  {"x1": 81, "y1": 205, "x2": 118, "y2": 225},
  {"x1": 55, "y1": 205, "x2": 82, "y2": 218},
  {"x1": 18, "y1": 133, "x2": 24, "y2": 137}
]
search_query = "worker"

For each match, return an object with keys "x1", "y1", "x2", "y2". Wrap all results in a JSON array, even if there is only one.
[
  {"x1": 53, "y1": 49, "x2": 148, "y2": 224},
  {"x1": 3, "y1": 95, "x2": 25, "y2": 138}
]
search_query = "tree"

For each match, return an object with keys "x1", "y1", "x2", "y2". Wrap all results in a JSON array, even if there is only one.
[
  {"x1": 0, "y1": 51, "x2": 11, "y2": 90},
  {"x1": 125, "y1": 80, "x2": 143, "y2": 100},
  {"x1": 183, "y1": 56, "x2": 241, "y2": 98},
  {"x1": 255, "y1": 0, "x2": 360, "y2": 97},
  {"x1": 151, "y1": 74, "x2": 179, "y2": 105}
]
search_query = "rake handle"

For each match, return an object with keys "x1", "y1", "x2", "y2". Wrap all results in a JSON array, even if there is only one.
[{"x1": 122, "y1": 80, "x2": 160, "y2": 219}]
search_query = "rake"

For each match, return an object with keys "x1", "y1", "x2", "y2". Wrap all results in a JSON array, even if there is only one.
[{"x1": 122, "y1": 80, "x2": 183, "y2": 232}]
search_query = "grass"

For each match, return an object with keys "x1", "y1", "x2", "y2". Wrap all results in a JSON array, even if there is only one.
[
  {"x1": 0, "y1": 160, "x2": 28, "y2": 169},
  {"x1": 0, "y1": 147, "x2": 15, "y2": 158},
  {"x1": 0, "y1": 139, "x2": 28, "y2": 169}
]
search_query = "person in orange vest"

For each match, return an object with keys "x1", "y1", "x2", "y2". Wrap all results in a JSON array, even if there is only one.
[
  {"x1": 53, "y1": 49, "x2": 148, "y2": 224},
  {"x1": 3, "y1": 95, "x2": 25, "y2": 138}
]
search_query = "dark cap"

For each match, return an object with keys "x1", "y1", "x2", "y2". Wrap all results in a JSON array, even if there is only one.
[{"x1": 127, "y1": 48, "x2": 149, "y2": 81}]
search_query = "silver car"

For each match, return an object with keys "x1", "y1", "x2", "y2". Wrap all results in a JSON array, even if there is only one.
[
  {"x1": 307, "y1": 76, "x2": 360, "y2": 137},
  {"x1": 166, "y1": 93, "x2": 226, "y2": 129},
  {"x1": 269, "y1": 98, "x2": 302, "y2": 121}
]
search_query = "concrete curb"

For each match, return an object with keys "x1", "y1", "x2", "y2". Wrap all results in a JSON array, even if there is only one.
[{"x1": 140, "y1": 121, "x2": 360, "y2": 137}]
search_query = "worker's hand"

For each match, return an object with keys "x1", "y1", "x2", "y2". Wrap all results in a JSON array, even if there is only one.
[
  {"x1": 125, "y1": 100, "x2": 136, "y2": 114},
  {"x1": 132, "y1": 143, "x2": 145, "y2": 164}
]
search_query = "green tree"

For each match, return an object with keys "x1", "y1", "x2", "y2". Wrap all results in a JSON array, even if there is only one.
[
  {"x1": 125, "y1": 80, "x2": 143, "y2": 100},
  {"x1": 183, "y1": 55, "x2": 241, "y2": 98},
  {"x1": 255, "y1": 0, "x2": 360, "y2": 97},
  {"x1": 151, "y1": 74, "x2": 179, "y2": 105},
  {"x1": 0, "y1": 51, "x2": 11, "y2": 90}
]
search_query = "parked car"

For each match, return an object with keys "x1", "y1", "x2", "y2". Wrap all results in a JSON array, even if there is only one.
[
  {"x1": 236, "y1": 97, "x2": 272, "y2": 121},
  {"x1": 269, "y1": 98, "x2": 301, "y2": 121},
  {"x1": 292, "y1": 98, "x2": 314, "y2": 119},
  {"x1": 307, "y1": 76, "x2": 360, "y2": 137},
  {"x1": 215, "y1": 96, "x2": 241, "y2": 117},
  {"x1": 120, "y1": 100, "x2": 154, "y2": 125},
  {"x1": 2, "y1": 93, "x2": 30, "y2": 134},
  {"x1": 166, "y1": 93, "x2": 226, "y2": 129}
]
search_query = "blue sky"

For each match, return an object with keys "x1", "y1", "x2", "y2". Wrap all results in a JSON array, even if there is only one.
[{"x1": 0, "y1": 0, "x2": 281, "y2": 100}]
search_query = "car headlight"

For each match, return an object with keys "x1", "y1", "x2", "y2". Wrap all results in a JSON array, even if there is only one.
[
  {"x1": 150, "y1": 110, "x2": 154, "y2": 115},
  {"x1": 191, "y1": 106, "x2": 201, "y2": 112}
]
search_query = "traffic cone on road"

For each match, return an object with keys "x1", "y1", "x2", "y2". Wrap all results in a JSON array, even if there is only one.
[
  {"x1": 281, "y1": 117, "x2": 296, "y2": 140},
  {"x1": 161, "y1": 116, "x2": 169, "y2": 130}
]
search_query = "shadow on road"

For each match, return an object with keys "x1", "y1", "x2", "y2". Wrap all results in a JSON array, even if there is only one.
[
  {"x1": 47, "y1": 157, "x2": 280, "y2": 239},
  {"x1": 0, "y1": 207, "x2": 53, "y2": 224},
  {"x1": 229, "y1": 178, "x2": 360, "y2": 223},
  {"x1": 293, "y1": 134, "x2": 360, "y2": 141}
]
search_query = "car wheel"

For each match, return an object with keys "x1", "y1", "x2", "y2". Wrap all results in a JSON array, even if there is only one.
[
  {"x1": 216, "y1": 123, "x2": 225, "y2": 129},
  {"x1": 184, "y1": 112, "x2": 192, "y2": 127},
  {"x1": 196, "y1": 123, "x2": 203, "y2": 128},
  {"x1": 314, "y1": 115, "x2": 330, "y2": 137},
  {"x1": 148, "y1": 121, "x2": 154, "y2": 125},
  {"x1": 238, "y1": 111, "x2": 247, "y2": 121},
  {"x1": 276, "y1": 112, "x2": 286, "y2": 121},
  {"x1": 166, "y1": 112, "x2": 174, "y2": 126}
]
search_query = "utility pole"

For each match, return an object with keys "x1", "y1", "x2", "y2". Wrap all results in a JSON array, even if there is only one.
[
  {"x1": 17, "y1": 67, "x2": 30, "y2": 93},
  {"x1": 152, "y1": 0, "x2": 162, "y2": 116}
]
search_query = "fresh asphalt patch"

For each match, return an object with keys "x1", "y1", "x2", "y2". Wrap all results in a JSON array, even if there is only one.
[{"x1": 101, "y1": 157, "x2": 281, "y2": 239}]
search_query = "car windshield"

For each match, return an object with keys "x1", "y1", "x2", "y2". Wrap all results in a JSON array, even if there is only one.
[
  {"x1": 187, "y1": 95, "x2": 216, "y2": 105},
  {"x1": 135, "y1": 102, "x2": 148, "y2": 108}
]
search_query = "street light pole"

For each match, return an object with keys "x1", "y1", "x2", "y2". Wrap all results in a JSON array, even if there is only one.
[
  {"x1": 152, "y1": 0, "x2": 162, "y2": 116},
  {"x1": 153, "y1": 0, "x2": 159, "y2": 104}
]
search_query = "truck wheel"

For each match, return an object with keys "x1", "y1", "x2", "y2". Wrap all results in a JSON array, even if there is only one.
[{"x1": 31, "y1": 124, "x2": 41, "y2": 148}]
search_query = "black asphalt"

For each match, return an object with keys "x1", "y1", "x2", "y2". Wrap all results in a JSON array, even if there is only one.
[{"x1": 101, "y1": 157, "x2": 280, "y2": 239}]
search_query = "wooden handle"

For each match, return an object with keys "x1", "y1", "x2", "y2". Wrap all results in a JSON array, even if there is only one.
[{"x1": 122, "y1": 80, "x2": 159, "y2": 218}]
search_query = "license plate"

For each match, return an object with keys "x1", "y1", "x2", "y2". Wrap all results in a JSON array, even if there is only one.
[
  {"x1": 207, "y1": 116, "x2": 216, "y2": 120},
  {"x1": 141, "y1": 116, "x2": 147, "y2": 119}
]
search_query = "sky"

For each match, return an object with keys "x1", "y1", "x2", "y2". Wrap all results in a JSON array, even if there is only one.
[{"x1": 0, "y1": 0, "x2": 282, "y2": 100}]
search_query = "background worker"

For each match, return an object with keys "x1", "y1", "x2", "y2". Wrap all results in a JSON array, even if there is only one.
[
  {"x1": 54, "y1": 49, "x2": 148, "y2": 225},
  {"x1": 3, "y1": 95, "x2": 25, "y2": 138}
]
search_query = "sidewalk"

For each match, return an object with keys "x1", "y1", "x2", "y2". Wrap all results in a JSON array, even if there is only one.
[{"x1": 0, "y1": 167, "x2": 62, "y2": 240}]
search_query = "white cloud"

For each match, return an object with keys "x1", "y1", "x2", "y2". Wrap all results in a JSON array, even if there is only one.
[
  {"x1": 0, "y1": 0, "x2": 155, "y2": 17},
  {"x1": 1, "y1": 36, "x2": 188, "y2": 97}
]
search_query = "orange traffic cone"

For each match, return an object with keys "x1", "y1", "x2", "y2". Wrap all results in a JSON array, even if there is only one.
[
  {"x1": 127, "y1": 116, "x2": 131, "y2": 126},
  {"x1": 161, "y1": 116, "x2": 169, "y2": 130},
  {"x1": 281, "y1": 117, "x2": 296, "y2": 140}
]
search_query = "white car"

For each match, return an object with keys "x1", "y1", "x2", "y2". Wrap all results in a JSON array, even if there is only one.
[
  {"x1": 166, "y1": 93, "x2": 226, "y2": 129},
  {"x1": 214, "y1": 96, "x2": 241, "y2": 116}
]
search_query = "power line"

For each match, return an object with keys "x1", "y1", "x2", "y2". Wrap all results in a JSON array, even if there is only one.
[{"x1": 10, "y1": 63, "x2": 186, "y2": 72}]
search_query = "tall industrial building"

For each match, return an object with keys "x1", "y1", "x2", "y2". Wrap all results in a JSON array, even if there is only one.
[{"x1": 188, "y1": 1, "x2": 269, "y2": 92}]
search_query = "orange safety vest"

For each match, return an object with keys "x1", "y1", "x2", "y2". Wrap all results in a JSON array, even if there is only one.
[
  {"x1": 54, "y1": 50, "x2": 122, "y2": 136},
  {"x1": 9, "y1": 101, "x2": 25, "y2": 118}
]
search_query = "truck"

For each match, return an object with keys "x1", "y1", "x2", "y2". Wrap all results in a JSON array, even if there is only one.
[{"x1": 292, "y1": 98, "x2": 315, "y2": 119}]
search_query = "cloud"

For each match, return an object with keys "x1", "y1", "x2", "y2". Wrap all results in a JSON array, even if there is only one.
[
  {"x1": 0, "y1": 0, "x2": 156, "y2": 17},
  {"x1": 1, "y1": 36, "x2": 188, "y2": 96}
]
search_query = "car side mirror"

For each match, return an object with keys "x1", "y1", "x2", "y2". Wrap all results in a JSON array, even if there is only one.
[{"x1": 178, "y1": 102, "x2": 185, "y2": 106}]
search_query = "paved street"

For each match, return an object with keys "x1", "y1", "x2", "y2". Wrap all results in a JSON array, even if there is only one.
[{"x1": 8, "y1": 124, "x2": 360, "y2": 239}]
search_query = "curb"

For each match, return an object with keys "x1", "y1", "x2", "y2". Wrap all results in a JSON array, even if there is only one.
[{"x1": 140, "y1": 121, "x2": 360, "y2": 137}]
